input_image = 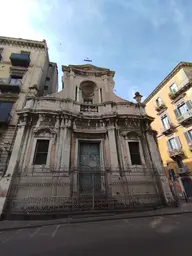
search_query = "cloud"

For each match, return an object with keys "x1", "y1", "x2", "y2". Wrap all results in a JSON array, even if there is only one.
[{"x1": 1, "y1": 0, "x2": 192, "y2": 100}]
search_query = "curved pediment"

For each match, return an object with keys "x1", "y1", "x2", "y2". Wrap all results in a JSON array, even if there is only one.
[
  {"x1": 121, "y1": 131, "x2": 141, "y2": 140},
  {"x1": 33, "y1": 126, "x2": 56, "y2": 137}
]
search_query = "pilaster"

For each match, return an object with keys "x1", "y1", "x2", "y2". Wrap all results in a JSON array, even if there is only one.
[
  {"x1": 106, "y1": 120, "x2": 119, "y2": 171},
  {"x1": 60, "y1": 118, "x2": 72, "y2": 172}
]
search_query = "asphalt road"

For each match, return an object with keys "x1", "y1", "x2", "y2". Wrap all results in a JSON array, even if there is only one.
[{"x1": 0, "y1": 213, "x2": 192, "y2": 256}]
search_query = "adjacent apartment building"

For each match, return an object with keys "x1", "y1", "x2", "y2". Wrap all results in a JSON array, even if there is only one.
[
  {"x1": 0, "y1": 63, "x2": 173, "y2": 218},
  {"x1": 144, "y1": 62, "x2": 192, "y2": 197},
  {"x1": 0, "y1": 36, "x2": 58, "y2": 175}
]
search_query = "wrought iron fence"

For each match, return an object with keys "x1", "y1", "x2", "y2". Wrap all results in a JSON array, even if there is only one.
[{"x1": 3, "y1": 167, "x2": 166, "y2": 216}]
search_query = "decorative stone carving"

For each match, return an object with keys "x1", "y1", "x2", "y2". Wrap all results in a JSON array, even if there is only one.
[
  {"x1": 24, "y1": 99, "x2": 34, "y2": 109},
  {"x1": 33, "y1": 127, "x2": 56, "y2": 138},
  {"x1": 121, "y1": 131, "x2": 141, "y2": 140},
  {"x1": 28, "y1": 84, "x2": 39, "y2": 97}
]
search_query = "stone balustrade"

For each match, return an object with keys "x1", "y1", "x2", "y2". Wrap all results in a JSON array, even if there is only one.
[{"x1": 22, "y1": 97, "x2": 146, "y2": 117}]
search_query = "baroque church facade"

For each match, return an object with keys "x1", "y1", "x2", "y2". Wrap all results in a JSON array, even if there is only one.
[{"x1": 0, "y1": 64, "x2": 173, "y2": 217}]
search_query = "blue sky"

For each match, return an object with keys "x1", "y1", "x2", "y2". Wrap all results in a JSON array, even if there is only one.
[{"x1": 1, "y1": 0, "x2": 192, "y2": 100}]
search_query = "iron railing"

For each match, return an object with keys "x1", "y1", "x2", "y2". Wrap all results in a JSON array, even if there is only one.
[{"x1": 3, "y1": 167, "x2": 166, "y2": 216}]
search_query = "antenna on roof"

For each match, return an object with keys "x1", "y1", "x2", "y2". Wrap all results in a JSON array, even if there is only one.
[{"x1": 84, "y1": 57, "x2": 92, "y2": 62}]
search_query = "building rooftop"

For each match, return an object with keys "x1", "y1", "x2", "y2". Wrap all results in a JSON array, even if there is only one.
[
  {"x1": 144, "y1": 61, "x2": 192, "y2": 104},
  {"x1": 0, "y1": 36, "x2": 47, "y2": 49}
]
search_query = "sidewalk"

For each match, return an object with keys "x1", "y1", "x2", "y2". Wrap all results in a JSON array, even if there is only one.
[{"x1": 0, "y1": 202, "x2": 192, "y2": 232}]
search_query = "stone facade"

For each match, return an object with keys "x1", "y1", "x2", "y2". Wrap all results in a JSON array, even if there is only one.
[
  {"x1": 0, "y1": 36, "x2": 58, "y2": 175},
  {"x1": 0, "y1": 64, "x2": 173, "y2": 217}
]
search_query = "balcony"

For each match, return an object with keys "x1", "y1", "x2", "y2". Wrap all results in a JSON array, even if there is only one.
[
  {"x1": 0, "y1": 78, "x2": 21, "y2": 93},
  {"x1": 168, "y1": 90, "x2": 179, "y2": 100},
  {"x1": 161, "y1": 123, "x2": 175, "y2": 135},
  {"x1": 10, "y1": 53, "x2": 30, "y2": 67},
  {"x1": 80, "y1": 104, "x2": 98, "y2": 113},
  {"x1": 155, "y1": 103, "x2": 167, "y2": 113},
  {"x1": 176, "y1": 109, "x2": 192, "y2": 124},
  {"x1": 168, "y1": 148, "x2": 184, "y2": 158},
  {"x1": 168, "y1": 81, "x2": 192, "y2": 100}
]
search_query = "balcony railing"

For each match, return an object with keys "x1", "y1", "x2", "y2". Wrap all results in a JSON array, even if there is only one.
[
  {"x1": 155, "y1": 103, "x2": 167, "y2": 112},
  {"x1": 168, "y1": 148, "x2": 184, "y2": 158},
  {"x1": 176, "y1": 109, "x2": 192, "y2": 124},
  {"x1": 80, "y1": 104, "x2": 98, "y2": 113},
  {"x1": 0, "y1": 78, "x2": 21, "y2": 93},
  {"x1": 10, "y1": 53, "x2": 30, "y2": 67},
  {"x1": 161, "y1": 123, "x2": 174, "y2": 135}
]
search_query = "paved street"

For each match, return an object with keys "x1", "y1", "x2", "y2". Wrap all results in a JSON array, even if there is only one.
[{"x1": 0, "y1": 213, "x2": 192, "y2": 255}]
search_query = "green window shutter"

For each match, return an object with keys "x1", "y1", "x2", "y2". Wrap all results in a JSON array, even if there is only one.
[
  {"x1": 184, "y1": 131, "x2": 191, "y2": 144},
  {"x1": 174, "y1": 108, "x2": 180, "y2": 118}
]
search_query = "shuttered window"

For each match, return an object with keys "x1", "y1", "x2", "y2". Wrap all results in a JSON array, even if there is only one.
[
  {"x1": 174, "y1": 101, "x2": 192, "y2": 118},
  {"x1": 169, "y1": 83, "x2": 178, "y2": 93},
  {"x1": 161, "y1": 115, "x2": 170, "y2": 129},
  {"x1": 128, "y1": 142, "x2": 142, "y2": 165},
  {"x1": 0, "y1": 102, "x2": 13, "y2": 122},
  {"x1": 33, "y1": 140, "x2": 49, "y2": 165},
  {"x1": 184, "y1": 130, "x2": 192, "y2": 144},
  {"x1": 156, "y1": 97, "x2": 162, "y2": 107},
  {"x1": 167, "y1": 137, "x2": 181, "y2": 150}
]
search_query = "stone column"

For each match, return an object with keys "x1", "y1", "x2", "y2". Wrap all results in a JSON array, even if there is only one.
[
  {"x1": 146, "y1": 130, "x2": 174, "y2": 204},
  {"x1": 0, "y1": 116, "x2": 27, "y2": 216}
]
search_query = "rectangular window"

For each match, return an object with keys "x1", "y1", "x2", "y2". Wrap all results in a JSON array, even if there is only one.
[
  {"x1": 0, "y1": 102, "x2": 13, "y2": 122},
  {"x1": 184, "y1": 129, "x2": 192, "y2": 144},
  {"x1": 33, "y1": 140, "x2": 49, "y2": 165},
  {"x1": 44, "y1": 85, "x2": 48, "y2": 90},
  {"x1": 0, "y1": 48, "x2": 3, "y2": 61},
  {"x1": 168, "y1": 137, "x2": 181, "y2": 150},
  {"x1": 161, "y1": 115, "x2": 170, "y2": 129},
  {"x1": 178, "y1": 103, "x2": 188, "y2": 115},
  {"x1": 100, "y1": 88, "x2": 103, "y2": 103},
  {"x1": 128, "y1": 142, "x2": 142, "y2": 165},
  {"x1": 156, "y1": 97, "x2": 162, "y2": 107},
  {"x1": 169, "y1": 83, "x2": 178, "y2": 93},
  {"x1": 75, "y1": 86, "x2": 77, "y2": 101}
]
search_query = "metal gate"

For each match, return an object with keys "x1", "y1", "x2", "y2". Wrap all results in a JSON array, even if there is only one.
[{"x1": 3, "y1": 167, "x2": 165, "y2": 217}]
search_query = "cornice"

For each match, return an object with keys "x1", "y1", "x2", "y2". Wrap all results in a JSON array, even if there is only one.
[
  {"x1": 62, "y1": 64, "x2": 115, "y2": 77},
  {"x1": 0, "y1": 36, "x2": 46, "y2": 49},
  {"x1": 144, "y1": 62, "x2": 192, "y2": 104}
]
